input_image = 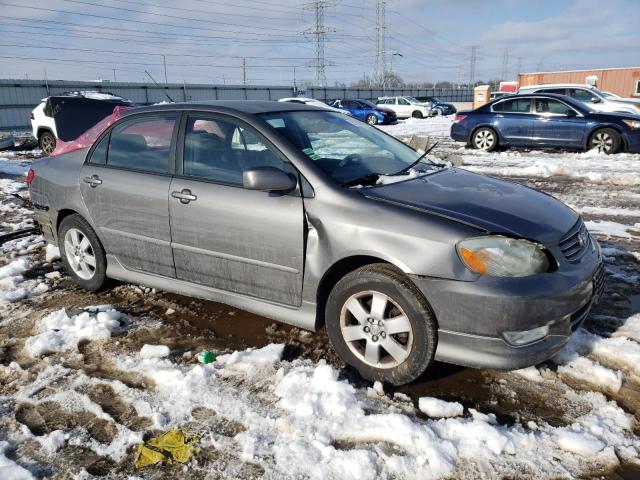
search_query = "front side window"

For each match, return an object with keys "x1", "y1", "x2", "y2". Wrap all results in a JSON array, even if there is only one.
[
  {"x1": 538, "y1": 88, "x2": 567, "y2": 95},
  {"x1": 260, "y1": 110, "x2": 425, "y2": 185},
  {"x1": 568, "y1": 89, "x2": 598, "y2": 102},
  {"x1": 107, "y1": 115, "x2": 175, "y2": 173},
  {"x1": 492, "y1": 98, "x2": 532, "y2": 113},
  {"x1": 398, "y1": 98, "x2": 410, "y2": 105},
  {"x1": 183, "y1": 116, "x2": 290, "y2": 185},
  {"x1": 535, "y1": 99, "x2": 576, "y2": 115}
]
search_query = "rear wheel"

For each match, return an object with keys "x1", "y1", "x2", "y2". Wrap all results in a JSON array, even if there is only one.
[
  {"x1": 472, "y1": 127, "x2": 498, "y2": 151},
  {"x1": 39, "y1": 131, "x2": 56, "y2": 155},
  {"x1": 434, "y1": 108, "x2": 443, "y2": 116},
  {"x1": 325, "y1": 264, "x2": 437, "y2": 385},
  {"x1": 411, "y1": 110, "x2": 423, "y2": 119},
  {"x1": 58, "y1": 214, "x2": 107, "y2": 291},
  {"x1": 366, "y1": 114, "x2": 378, "y2": 125},
  {"x1": 588, "y1": 128, "x2": 621, "y2": 154}
]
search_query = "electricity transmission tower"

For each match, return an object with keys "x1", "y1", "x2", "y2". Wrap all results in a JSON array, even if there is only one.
[
  {"x1": 303, "y1": 1, "x2": 335, "y2": 86},
  {"x1": 501, "y1": 48, "x2": 509, "y2": 80},
  {"x1": 375, "y1": 0, "x2": 387, "y2": 86},
  {"x1": 469, "y1": 46, "x2": 477, "y2": 87}
]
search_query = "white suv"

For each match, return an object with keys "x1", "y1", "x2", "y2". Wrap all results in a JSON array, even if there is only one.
[
  {"x1": 517, "y1": 84, "x2": 640, "y2": 116},
  {"x1": 376, "y1": 96, "x2": 434, "y2": 119},
  {"x1": 31, "y1": 92, "x2": 133, "y2": 155}
]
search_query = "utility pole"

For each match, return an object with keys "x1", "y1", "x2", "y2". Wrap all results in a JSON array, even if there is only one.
[
  {"x1": 516, "y1": 57, "x2": 522, "y2": 76},
  {"x1": 375, "y1": 0, "x2": 387, "y2": 87},
  {"x1": 303, "y1": 1, "x2": 334, "y2": 87},
  {"x1": 469, "y1": 46, "x2": 477, "y2": 87},
  {"x1": 293, "y1": 65, "x2": 297, "y2": 94},
  {"x1": 242, "y1": 57, "x2": 247, "y2": 85},
  {"x1": 162, "y1": 54, "x2": 167, "y2": 84},
  {"x1": 112, "y1": 68, "x2": 117, "y2": 82},
  {"x1": 501, "y1": 48, "x2": 509, "y2": 81}
]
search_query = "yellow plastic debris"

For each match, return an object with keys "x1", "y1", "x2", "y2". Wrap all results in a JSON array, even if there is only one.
[{"x1": 135, "y1": 428, "x2": 200, "y2": 468}]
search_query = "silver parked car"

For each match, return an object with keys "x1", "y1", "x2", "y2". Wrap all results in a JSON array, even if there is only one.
[{"x1": 28, "y1": 101, "x2": 604, "y2": 385}]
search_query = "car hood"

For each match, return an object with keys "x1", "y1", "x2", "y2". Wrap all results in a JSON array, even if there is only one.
[
  {"x1": 609, "y1": 98, "x2": 640, "y2": 105},
  {"x1": 364, "y1": 168, "x2": 578, "y2": 245}
]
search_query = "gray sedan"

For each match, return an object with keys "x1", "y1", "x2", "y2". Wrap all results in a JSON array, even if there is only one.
[{"x1": 28, "y1": 101, "x2": 604, "y2": 385}]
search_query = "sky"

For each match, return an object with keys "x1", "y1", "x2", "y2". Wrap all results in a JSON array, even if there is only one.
[{"x1": 0, "y1": 0, "x2": 638, "y2": 86}]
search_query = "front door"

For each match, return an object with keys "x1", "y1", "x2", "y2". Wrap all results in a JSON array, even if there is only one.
[
  {"x1": 532, "y1": 98, "x2": 585, "y2": 147},
  {"x1": 169, "y1": 114, "x2": 305, "y2": 306},
  {"x1": 80, "y1": 113, "x2": 177, "y2": 277}
]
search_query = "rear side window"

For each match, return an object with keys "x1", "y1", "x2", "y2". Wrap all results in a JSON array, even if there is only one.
[
  {"x1": 107, "y1": 115, "x2": 176, "y2": 173},
  {"x1": 492, "y1": 98, "x2": 532, "y2": 113},
  {"x1": 88, "y1": 133, "x2": 109, "y2": 164}
]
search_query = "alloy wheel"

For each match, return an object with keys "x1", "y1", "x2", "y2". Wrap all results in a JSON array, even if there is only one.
[
  {"x1": 63, "y1": 228, "x2": 97, "y2": 280},
  {"x1": 474, "y1": 130, "x2": 495, "y2": 150},
  {"x1": 367, "y1": 115, "x2": 378, "y2": 125},
  {"x1": 591, "y1": 131, "x2": 613, "y2": 153},
  {"x1": 40, "y1": 133, "x2": 55, "y2": 155},
  {"x1": 339, "y1": 290, "x2": 413, "y2": 369}
]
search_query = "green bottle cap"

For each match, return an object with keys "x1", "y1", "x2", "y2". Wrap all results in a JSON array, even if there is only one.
[{"x1": 197, "y1": 351, "x2": 216, "y2": 364}]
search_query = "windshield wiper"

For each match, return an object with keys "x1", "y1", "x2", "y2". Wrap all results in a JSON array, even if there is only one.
[
  {"x1": 341, "y1": 173, "x2": 381, "y2": 188},
  {"x1": 391, "y1": 142, "x2": 439, "y2": 175}
]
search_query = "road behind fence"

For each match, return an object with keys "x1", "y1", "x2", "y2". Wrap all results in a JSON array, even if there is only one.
[{"x1": 0, "y1": 79, "x2": 472, "y2": 130}]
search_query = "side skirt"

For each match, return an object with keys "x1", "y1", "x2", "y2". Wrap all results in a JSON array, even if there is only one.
[{"x1": 106, "y1": 254, "x2": 318, "y2": 331}]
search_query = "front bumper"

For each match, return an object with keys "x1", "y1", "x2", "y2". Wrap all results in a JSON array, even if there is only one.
[{"x1": 411, "y1": 237, "x2": 603, "y2": 370}]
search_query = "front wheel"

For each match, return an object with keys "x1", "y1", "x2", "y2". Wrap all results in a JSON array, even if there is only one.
[
  {"x1": 411, "y1": 110, "x2": 423, "y2": 119},
  {"x1": 58, "y1": 214, "x2": 108, "y2": 291},
  {"x1": 325, "y1": 264, "x2": 437, "y2": 385},
  {"x1": 588, "y1": 128, "x2": 621, "y2": 154},
  {"x1": 366, "y1": 114, "x2": 379, "y2": 125},
  {"x1": 472, "y1": 127, "x2": 498, "y2": 151}
]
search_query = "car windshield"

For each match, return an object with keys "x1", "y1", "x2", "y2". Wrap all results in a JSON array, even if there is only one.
[
  {"x1": 259, "y1": 110, "x2": 430, "y2": 186},
  {"x1": 405, "y1": 96, "x2": 420, "y2": 103},
  {"x1": 359, "y1": 99, "x2": 377, "y2": 108}
]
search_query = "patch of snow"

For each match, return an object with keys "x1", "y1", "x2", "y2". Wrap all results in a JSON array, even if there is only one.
[
  {"x1": 613, "y1": 313, "x2": 640, "y2": 343},
  {"x1": 418, "y1": 397, "x2": 464, "y2": 418},
  {"x1": 25, "y1": 308, "x2": 123, "y2": 357},
  {"x1": 585, "y1": 220, "x2": 633, "y2": 239},
  {"x1": 556, "y1": 430, "x2": 605, "y2": 456},
  {"x1": 218, "y1": 343, "x2": 284, "y2": 371},
  {"x1": 45, "y1": 244, "x2": 60, "y2": 262},
  {"x1": 139, "y1": 344, "x2": 170, "y2": 359},
  {"x1": 569, "y1": 328, "x2": 640, "y2": 376},
  {"x1": 0, "y1": 440, "x2": 34, "y2": 479}
]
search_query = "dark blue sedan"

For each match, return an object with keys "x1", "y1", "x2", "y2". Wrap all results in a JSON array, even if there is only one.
[
  {"x1": 451, "y1": 93, "x2": 640, "y2": 154},
  {"x1": 330, "y1": 99, "x2": 397, "y2": 125}
]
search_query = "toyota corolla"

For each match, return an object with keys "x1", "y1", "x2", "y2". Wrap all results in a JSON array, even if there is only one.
[{"x1": 28, "y1": 101, "x2": 604, "y2": 385}]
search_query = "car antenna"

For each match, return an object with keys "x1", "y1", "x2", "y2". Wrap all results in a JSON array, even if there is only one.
[{"x1": 144, "y1": 70, "x2": 174, "y2": 103}]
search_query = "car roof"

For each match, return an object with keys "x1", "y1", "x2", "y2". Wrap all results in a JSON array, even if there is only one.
[
  {"x1": 122, "y1": 100, "x2": 327, "y2": 116},
  {"x1": 519, "y1": 84, "x2": 596, "y2": 90}
]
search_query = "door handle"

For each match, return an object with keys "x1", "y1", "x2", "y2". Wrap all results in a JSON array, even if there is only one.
[
  {"x1": 171, "y1": 189, "x2": 197, "y2": 204},
  {"x1": 83, "y1": 175, "x2": 102, "y2": 187}
]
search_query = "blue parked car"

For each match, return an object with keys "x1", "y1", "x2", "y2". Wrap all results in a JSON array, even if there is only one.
[
  {"x1": 416, "y1": 96, "x2": 457, "y2": 115},
  {"x1": 330, "y1": 99, "x2": 397, "y2": 125},
  {"x1": 451, "y1": 93, "x2": 640, "y2": 154}
]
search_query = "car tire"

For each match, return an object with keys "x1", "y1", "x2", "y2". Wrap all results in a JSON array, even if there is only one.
[
  {"x1": 472, "y1": 127, "x2": 498, "y2": 151},
  {"x1": 411, "y1": 110, "x2": 423, "y2": 119},
  {"x1": 39, "y1": 131, "x2": 56, "y2": 155},
  {"x1": 588, "y1": 128, "x2": 621, "y2": 154},
  {"x1": 325, "y1": 264, "x2": 437, "y2": 386},
  {"x1": 434, "y1": 108, "x2": 443, "y2": 116},
  {"x1": 366, "y1": 114, "x2": 378, "y2": 125},
  {"x1": 58, "y1": 214, "x2": 108, "y2": 291}
]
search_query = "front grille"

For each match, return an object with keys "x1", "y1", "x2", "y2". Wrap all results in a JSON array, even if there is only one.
[{"x1": 559, "y1": 220, "x2": 590, "y2": 263}]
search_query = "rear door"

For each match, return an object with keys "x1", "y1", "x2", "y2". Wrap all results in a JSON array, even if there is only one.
[
  {"x1": 491, "y1": 98, "x2": 534, "y2": 145},
  {"x1": 532, "y1": 97, "x2": 586, "y2": 147},
  {"x1": 168, "y1": 113, "x2": 305, "y2": 306},
  {"x1": 80, "y1": 113, "x2": 177, "y2": 277}
]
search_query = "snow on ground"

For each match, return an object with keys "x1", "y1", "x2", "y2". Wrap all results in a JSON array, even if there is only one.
[{"x1": 1, "y1": 127, "x2": 640, "y2": 478}]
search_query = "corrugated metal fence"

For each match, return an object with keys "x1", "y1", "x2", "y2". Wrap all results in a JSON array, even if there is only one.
[{"x1": 0, "y1": 79, "x2": 472, "y2": 130}]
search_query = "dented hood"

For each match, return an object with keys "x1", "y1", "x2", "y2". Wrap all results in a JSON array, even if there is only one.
[{"x1": 364, "y1": 168, "x2": 578, "y2": 245}]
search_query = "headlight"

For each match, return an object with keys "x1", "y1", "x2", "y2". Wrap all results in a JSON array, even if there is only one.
[
  {"x1": 622, "y1": 119, "x2": 640, "y2": 129},
  {"x1": 456, "y1": 235, "x2": 550, "y2": 277}
]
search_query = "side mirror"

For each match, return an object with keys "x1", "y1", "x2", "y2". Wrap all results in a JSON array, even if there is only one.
[
  {"x1": 591, "y1": 97, "x2": 602, "y2": 104},
  {"x1": 243, "y1": 166, "x2": 296, "y2": 192}
]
